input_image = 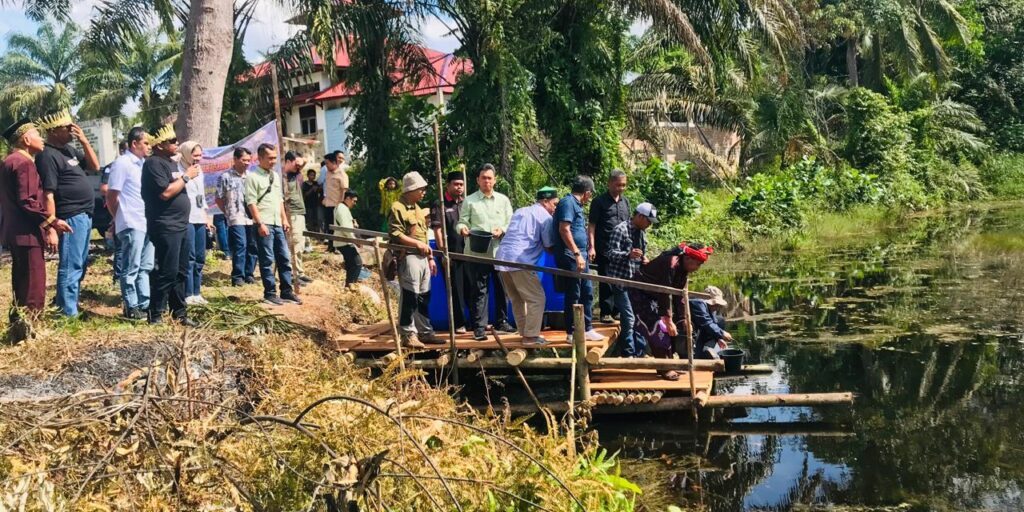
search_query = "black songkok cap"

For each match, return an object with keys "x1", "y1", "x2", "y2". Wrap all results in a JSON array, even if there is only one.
[{"x1": 2, "y1": 119, "x2": 34, "y2": 144}]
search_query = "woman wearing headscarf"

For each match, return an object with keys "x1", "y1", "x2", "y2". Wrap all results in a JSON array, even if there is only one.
[
  {"x1": 378, "y1": 176, "x2": 401, "y2": 231},
  {"x1": 629, "y1": 242, "x2": 715, "y2": 380},
  {"x1": 179, "y1": 141, "x2": 214, "y2": 305}
]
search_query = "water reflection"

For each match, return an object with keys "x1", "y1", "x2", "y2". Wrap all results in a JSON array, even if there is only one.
[{"x1": 604, "y1": 204, "x2": 1024, "y2": 511}]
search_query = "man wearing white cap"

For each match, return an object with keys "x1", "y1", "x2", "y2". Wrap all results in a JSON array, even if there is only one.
[
  {"x1": 605, "y1": 202, "x2": 656, "y2": 357},
  {"x1": 689, "y1": 285, "x2": 733, "y2": 358},
  {"x1": 388, "y1": 171, "x2": 441, "y2": 348}
]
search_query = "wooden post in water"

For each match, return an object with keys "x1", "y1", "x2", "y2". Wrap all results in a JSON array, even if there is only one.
[
  {"x1": 681, "y1": 287, "x2": 698, "y2": 421},
  {"x1": 373, "y1": 238, "x2": 403, "y2": 370},
  {"x1": 269, "y1": 63, "x2": 297, "y2": 295},
  {"x1": 573, "y1": 304, "x2": 591, "y2": 400},
  {"x1": 432, "y1": 120, "x2": 458, "y2": 385}
]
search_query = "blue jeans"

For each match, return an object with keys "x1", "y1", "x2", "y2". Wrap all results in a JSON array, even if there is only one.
[
  {"x1": 255, "y1": 224, "x2": 294, "y2": 298},
  {"x1": 185, "y1": 223, "x2": 208, "y2": 297},
  {"x1": 556, "y1": 252, "x2": 593, "y2": 334},
  {"x1": 612, "y1": 285, "x2": 643, "y2": 356},
  {"x1": 228, "y1": 224, "x2": 258, "y2": 282},
  {"x1": 56, "y1": 212, "x2": 92, "y2": 316},
  {"x1": 116, "y1": 228, "x2": 154, "y2": 311},
  {"x1": 213, "y1": 214, "x2": 229, "y2": 254}
]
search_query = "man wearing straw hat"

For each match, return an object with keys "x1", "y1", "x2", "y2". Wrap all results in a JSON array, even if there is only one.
[
  {"x1": 140, "y1": 124, "x2": 199, "y2": 326},
  {"x1": 689, "y1": 285, "x2": 733, "y2": 358},
  {"x1": 35, "y1": 109, "x2": 100, "y2": 317},
  {"x1": 0, "y1": 119, "x2": 73, "y2": 332},
  {"x1": 388, "y1": 171, "x2": 441, "y2": 348}
]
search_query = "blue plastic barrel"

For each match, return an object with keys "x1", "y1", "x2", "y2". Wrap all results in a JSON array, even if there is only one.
[{"x1": 425, "y1": 240, "x2": 566, "y2": 331}]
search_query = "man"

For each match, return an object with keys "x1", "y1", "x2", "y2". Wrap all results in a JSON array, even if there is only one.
[
  {"x1": 551, "y1": 175, "x2": 604, "y2": 341},
  {"x1": 35, "y1": 109, "x2": 100, "y2": 317},
  {"x1": 302, "y1": 168, "x2": 322, "y2": 237},
  {"x1": 690, "y1": 285, "x2": 733, "y2": 358},
  {"x1": 605, "y1": 202, "x2": 657, "y2": 357},
  {"x1": 320, "y1": 151, "x2": 349, "y2": 239},
  {"x1": 455, "y1": 163, "x2": 514, "y2": 341},
  {"x1": 494, "y1": 187, "x2": 558, "y2": 345},
  {"x1": 106, "y1": 127, "x2": 154, "y2": 320},
  {"x1": 140, "y1": 124, "x2": 198, "y2": 326},
  {"x1": 430, "y1": 171, "x2": 468, "y2": 334},
  {"x1": 388, "y1": 171, "x2": 441, "y2": 348},
  {"x1": 0, "y1": 119, "x2": 72, "y2": 332},
  {"x1": 98, "y1": 141, "x2": 128, "y2": 281},
  {"x1": 588, "y1": 169, "x2": 631, "y2": 323},
  {"x1": 216, "y1": 148, "x2": 258, "y2": 286},
  {"x1": 245, "y1": 143, "x2": 301, "y2": 306},
  {"x1": 334, "y1": 190, "x2": 362, "y2": 287},
  {"x1": 282, "y1": 151, "x2": 312, "y2": 284}
]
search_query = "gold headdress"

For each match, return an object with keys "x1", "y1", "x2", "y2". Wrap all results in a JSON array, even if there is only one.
[
  {"x1": 150, "y1": 124, "x2": 177, "y2": 145},
  {"x1": 2, "y1": 119, "x2": 36, "y2": 143},
  {"x1": 36, "y1": 109, "x2": 73, "y2": 131}
]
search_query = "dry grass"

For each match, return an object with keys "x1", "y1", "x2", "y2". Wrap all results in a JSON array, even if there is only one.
[{"x1": 0, "y1": 244, "x2": 641, "y2": 510}]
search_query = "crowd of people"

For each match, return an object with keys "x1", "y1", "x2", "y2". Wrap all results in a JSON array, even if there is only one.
[
  {"x1": 388, "y1": 165, "x2": 733, "y2": 378},
  {"x1": 0, "y1": 114, "x2": 732, "y2": 370}
]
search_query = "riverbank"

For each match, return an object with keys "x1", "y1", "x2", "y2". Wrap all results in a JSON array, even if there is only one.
[{"x1": 0, "y1": 253, "x2": 638, "y2": 510}]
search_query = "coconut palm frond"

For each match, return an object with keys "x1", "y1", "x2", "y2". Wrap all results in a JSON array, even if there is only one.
[{"x1": 619, "y1": 0, "x2": 710, "y2": 65}]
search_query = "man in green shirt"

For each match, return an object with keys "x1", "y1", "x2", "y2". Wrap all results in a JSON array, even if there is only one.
[
  {"x1": 245, "y1": 143, "x2": 300, "y2": 306},
  {"x1": 333, "y1": 190, "x2": 363, "y2": 287},
  {"x1": 283, "y1": 151, "x2": 312, "y2": 284},
  {"x1": 388, "y1": 171, "x2": 441, "y2": 348},
  {"x1": 455, "y1": 163, "x2": 514, "y2": 340}
]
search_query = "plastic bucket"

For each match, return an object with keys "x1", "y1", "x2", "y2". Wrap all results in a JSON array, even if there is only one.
[
  {"x1": 468, "y1": 229, "x2": 493, "y2": 253},
  {"x1": 719, "y1": 348, "x2": 745, "y2": 373}
]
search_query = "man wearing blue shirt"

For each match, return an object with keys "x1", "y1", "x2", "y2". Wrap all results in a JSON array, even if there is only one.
[
  {"x1": 551, "y1": 176, "x2": 604, "y2": 341},
  {"x1": 495, "y1": 187, "x2": 558, "y2": 344}
]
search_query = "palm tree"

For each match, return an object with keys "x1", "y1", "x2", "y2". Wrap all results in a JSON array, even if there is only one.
[
  {"x1": 76, "y1": 29, "x2": 183, "y2": 129},
  {"x1": 0, "y1": 20, "x2": 81, "y2": 119}
]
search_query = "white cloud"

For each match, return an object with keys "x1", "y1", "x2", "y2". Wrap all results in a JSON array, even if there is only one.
[
  {"x1": 415, "y1": 16, "x2": 460, "y2": 53},
  {"x1": 242, "y1": 3, "x2": 302, "y2": 62}
]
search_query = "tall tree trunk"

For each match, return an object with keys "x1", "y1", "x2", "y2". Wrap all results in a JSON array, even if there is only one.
[
  {"x1": 176, "y1": 0, "x2": 234, "y2": 147},
  {"x1": 846, "y1": 36, "x2": 859, "y2": 87}
]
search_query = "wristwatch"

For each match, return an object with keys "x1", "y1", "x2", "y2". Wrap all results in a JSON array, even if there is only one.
[
  {"x1": 182, "y1": 175, "x2": 190, "y2": 183},
  {"x1": 573, "y1": 250, "x2": 581, "y2": 256}
]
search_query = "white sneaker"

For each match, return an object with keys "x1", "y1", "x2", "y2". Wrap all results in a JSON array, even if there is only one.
[
  {"x1": 584, "y1": 329, "x2": 606, "y2": 341},
  {"x1": 184, "y1": 296, "x2": 197, "y2": 305},
  {"x1": 193, "y1": 295, "x2": 209, "y2": 305}
]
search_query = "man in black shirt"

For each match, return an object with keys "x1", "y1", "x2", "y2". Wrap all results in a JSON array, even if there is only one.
[
  {"x1": 35, "y1": 109, "x2": 100, "y2": 317},
  {"x1": 587, "y1": 169, "x2": 631, "y2": 323},
  {"x1": 430, "y1": 171, "x2": 468, "y2": 333},
  {"x1": 141, "y1": 125, "x2": 199, "y2": 325}
]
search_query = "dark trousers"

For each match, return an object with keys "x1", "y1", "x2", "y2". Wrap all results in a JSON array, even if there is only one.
[
  {"x1": 466, "y1": 262, "x2": 507, "y2": 330},
  {"x1": 556, "y1": 253, "x2": 593, "y2": 334},
  {"x1": 339, "y1": 245, "x2": 362, "y2": 286},
  {"x1": 255, "y1": 225, "x2": 294, "y2": 298},
  {"x1": 228, "y1": 225, "x2": 258, "y2": 282},
  {"x1": 593, "y1": 254, "x2": 616, "y2": 317},
  {"x1": 149, "y1": 229, "x2": 190, "y2": 320},
  {"x1": 213, "y1": 214, "x2": 229, "y2": 253},
  {"x1": 399, "y1": 287, "x2": 431, "y2": 330},
  {"x1": 447, "y1": 260, "x2": 468, "y2": 330},
  {"x1": 10, "y1": 244, "x2": 46, "y2": 311},
  {"x1": 320, "y1": 205, "x2": 335, "y2": 235}
]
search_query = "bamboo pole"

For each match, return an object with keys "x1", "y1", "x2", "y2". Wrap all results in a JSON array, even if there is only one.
[
  {"x1": 373, "y1": 238, "x2": 403, "y2": 371},
  {"x1": 488, "y1": 392, "x2": 854, "y2": 415},
  {"x1": 313, "y1": 229, "x2": 714, "y2": 300},
  {"x1": 680, "y1": 289, "x2": 698, "y2": 421},
  {"x1": 432, "y1": 120, "x2": 458, "y2": 385},
  {"x1": 491, "y1": 330, "x2": 546, "y2": 415},
  {"x1": 353, "y1": 355, "x2": 722, "y2": 371},
  {"x1": 572, "y1": 304, "x2": 591, "y2": 401},
  {"x1": 270, "y1": 63, "x2": 297, "y2": 295}
]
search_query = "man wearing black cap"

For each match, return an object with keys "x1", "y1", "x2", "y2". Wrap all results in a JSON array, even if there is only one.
[
  {"x1": 35, "y1": 109, "x2": 100, "y2": 317},
  {"x1": 430, "y1": 171, "x2": 469, "y2": 334},
  {"x1": 141, "y1": 125, "x2": 199, "y2": 325},
  {"x1": 1, "y1": 119, "x2": 72, "y2": 329}
]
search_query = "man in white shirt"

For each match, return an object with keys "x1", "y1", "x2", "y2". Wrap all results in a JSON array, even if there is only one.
[{"x1": 106, "y1": 127, "x2": 153, "y2": 320}]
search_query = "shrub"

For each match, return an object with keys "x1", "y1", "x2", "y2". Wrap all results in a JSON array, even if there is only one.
[
  {"x1": 630, "y1": 158, "x2": 701, "y2": 218},
  {"x1": 980, "y1": 152, "x2": 1024, "y2": 198},
  {"x1": 729, "y1": 170, "x2": 805, "y2": 235},
  {"x1": 842, "y1": 88, "x2": 913, "y2": 180}
]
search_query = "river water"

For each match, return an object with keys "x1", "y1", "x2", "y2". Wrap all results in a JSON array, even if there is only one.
[{"x1": 599, "y1": 202, "x2": 1024, "y2": 511}]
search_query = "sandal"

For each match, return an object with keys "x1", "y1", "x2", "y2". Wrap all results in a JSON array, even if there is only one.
[{"x1": 659, "y1": 370, "x2": 681, "y2": 381}]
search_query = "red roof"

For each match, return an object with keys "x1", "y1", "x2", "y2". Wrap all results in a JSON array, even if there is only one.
[{"x1": 248, "y1": 43, "x2": 471, "y2": 105}]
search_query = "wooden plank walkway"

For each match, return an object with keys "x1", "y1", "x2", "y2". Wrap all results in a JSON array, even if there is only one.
[
  {"x1": 334, "y1": 322, "x2": 621, "y2": 353},
  {"x1": 590, "y1": 368, "x2": 714, "y2": 394}
]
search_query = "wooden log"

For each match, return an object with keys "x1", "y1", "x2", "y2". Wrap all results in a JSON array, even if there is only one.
[
  {"x1": 466, "y1": 349, "x2": 487, "y2": 363},
  {"x1": 434, "y1": 351, "x2": 451, "y2": 369},
  {"x1": 651, "y1": 391, "x2": 663, "y2": 404},
  {"x1": 612, "y1": 393, "x2": 625, "y2": 405},
  {"x1": 593, "y1": 357, "x2": 722, "y2": 371},
  {"x1": 372, "y1": 238, "x2": 403, "y2": 371},
  {"x1": 339, "y1": 352, "x2": 356, "y2": 364},
  {"x1": 572, "y1": 305, "x2": 590, "y2": 400},
  {"x1": 704, "y1": 392, "x2": 853, "y2": 407},
  {"x1": 585, "y1": 345, "x2": 607, "y2": 365},
  {"x1": 353, "y1": 355, "x2": 722, "y2": 371},
  {"x1": 379, "y1": 353, "x2": 399, "y2": 365},
  {"x1": 432, "y1": 120, "x2": 458, "y2": 386},
  {"x1": 694, "y1": 390, "x2": 709, "y2": 407},
  {"x1": 506, "y1": 348, "x2": 528, "y2": 367}
]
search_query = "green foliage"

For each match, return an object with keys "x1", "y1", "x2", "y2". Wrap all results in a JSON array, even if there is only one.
[
  {"x1": 842, "y1": 88, "x2": 913, "y2": 178},
  {"x1": 0, "y1": 20, "x2": 81, "y2": 120},
  {"x1": 571, "y1": 449, "x2": 638, "y2": 511},
  {"x1": 980, "y1": 153, "x2": 1024, "y2": 198},
  {"x1": 629, "y1": 158, "x2": 701, "y2": 218},
  {"x1": 730, "y1": 170, "x2": 806, "y2": 235}
]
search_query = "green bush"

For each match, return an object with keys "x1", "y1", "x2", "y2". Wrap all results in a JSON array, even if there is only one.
[
  {"x1": 842, "y1": 88, "x2": 913, "y2": 179},
  {"x1": 729, "y1": 170, "x2": 805, "y2": 235},
  {"x1": 980, "y1": 152, "x2": 1024, "y2": 198},
  {"x1": 629, "y1": 158, "x2": 701, "y2": 218}
]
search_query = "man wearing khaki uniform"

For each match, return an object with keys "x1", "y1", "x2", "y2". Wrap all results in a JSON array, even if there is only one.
[{"x1": 388, "y1": 171, "x2": 442, "y2": 348}]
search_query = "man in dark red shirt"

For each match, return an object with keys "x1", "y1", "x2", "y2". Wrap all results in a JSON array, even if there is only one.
[{"x1": 0, "y1": 119, "x2": 72, "y2": 328}]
